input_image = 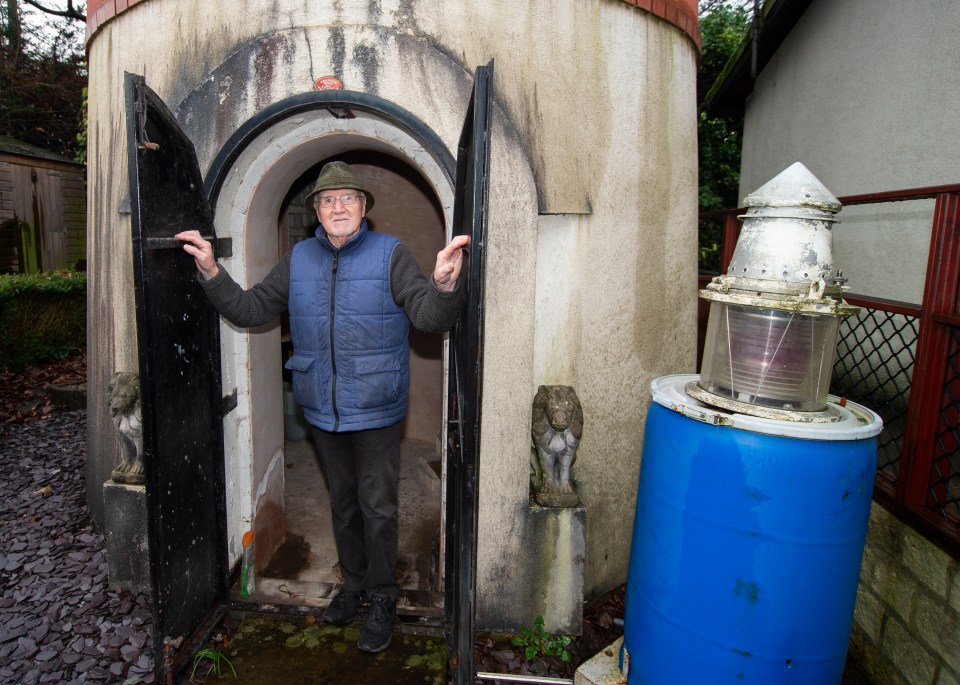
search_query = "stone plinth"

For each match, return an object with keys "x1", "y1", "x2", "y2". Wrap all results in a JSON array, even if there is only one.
[
  {"x1": 49, "y1": 383, "x2": 86, "y2": 411},
  {"x1": 479, "y1": 499, "x2": 587, "y2": 634},
  {"x1": 528, "y1": 501, "x2": 587, "y2": 634},
  {"x1": 103, "y1": 480, "x2": 150, "y2": 594}
]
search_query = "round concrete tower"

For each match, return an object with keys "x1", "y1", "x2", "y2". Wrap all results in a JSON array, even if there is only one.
[{"x1": 84, "y1": 0, "x2": 700, "y2": 634}]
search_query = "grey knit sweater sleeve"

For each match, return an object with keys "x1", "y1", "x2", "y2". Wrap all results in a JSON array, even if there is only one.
[
  {"x1": 199, "y1": 252, "x2": 291, "y2": 328},
  {"x1": 199, "y1": 243, "x2": 460, "y2": 332},
  {"x1": 390, "y1": 242, "x2": 463, "y2": 333}
]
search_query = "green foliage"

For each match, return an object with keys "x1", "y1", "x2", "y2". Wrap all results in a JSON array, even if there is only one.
[
  {"x1": 1, "y1": 0, "x2": 88, "y2": 159},
  {"x1": 697, "y1": 214, "x2": 726, "y2": 273},
  {"x1": 191, "y1": 648, "x2": 237, "y2": 681},
  {"x1": 75, "y1": 85, "x2": 87, "y2": 164},
  {"x1": 0, "y1": 269, "x2": 86, "y2": 299},
  {"x1": 0, "y1": 270, "x2": 86, "y2": 371},
  {"x1": 511, "y1": 616, "x2": 572, "y2": 663},
  {"x1": 698, "y1": 1, "x2": 753, "y2": 90},
  {"x1": 698, "y1": 111, "x2": 743, "y2": 211},
  {"x1": 697, "y1": 0, "x2": 752, "y2": 271}
]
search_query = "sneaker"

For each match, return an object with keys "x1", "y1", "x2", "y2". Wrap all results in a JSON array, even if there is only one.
[
  {"x1": 323, "y1": 589, "x2": 362, "y2": 626},
  {"x1": 357, "y1": 593, "x2": 395, "y2": 653}
]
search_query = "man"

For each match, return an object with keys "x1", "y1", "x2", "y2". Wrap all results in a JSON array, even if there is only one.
[{"x1": 176, "y1": 161, "x2": 468, "y2": 653}]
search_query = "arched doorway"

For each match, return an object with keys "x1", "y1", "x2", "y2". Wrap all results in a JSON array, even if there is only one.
[
  {"x1": 269, "y1": 151, "x2": 449, "y2": 601},
  {"x1": 126, "y1": 68, "x2": 492, "y2": 680},
  {"x1": 207, "y1": 98, "x2": 457, "y2": 616}
]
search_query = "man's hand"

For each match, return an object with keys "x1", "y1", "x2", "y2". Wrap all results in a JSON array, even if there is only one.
[
  {"x1": 433, "y1": 235, "x2": 470, "y2": 292},
  {"x1": 175, "y1": 230, "x2": 219, "y2": 280}
]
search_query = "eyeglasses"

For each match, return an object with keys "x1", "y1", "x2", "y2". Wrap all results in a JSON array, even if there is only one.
[{"x1": 315, "y1": 192, "x2": 364, "y2": 208}]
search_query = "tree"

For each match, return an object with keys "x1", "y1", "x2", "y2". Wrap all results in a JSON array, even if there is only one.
[
  {"x1": 698, "y1": 1, "x2": 753, "y2": 106},
  {"x1": 0, "y1": 0, "x2": 87, "y2": 160},
  {"x1": 697, "y1": 0, "x2": 752, "y2": 271},
  {"x1": 21, "y1": 0, "x2": 84, "y2": 23}
]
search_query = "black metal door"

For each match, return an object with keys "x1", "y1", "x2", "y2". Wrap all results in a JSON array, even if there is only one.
[
  {"x1": 444, "y1": 60, "x2": 493, "y2": 685},
  {"x1": 124, "y1": 73, "x2": 229, "y2": 679}
]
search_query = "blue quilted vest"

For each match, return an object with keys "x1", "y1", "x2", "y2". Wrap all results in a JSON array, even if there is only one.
[{"x1": 284, "y1": 220, "x2": 410, "y2": 432}]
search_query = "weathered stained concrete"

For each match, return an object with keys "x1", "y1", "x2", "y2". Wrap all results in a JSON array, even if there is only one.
[
  {"x1": 102, "y1": 481, "x2": 150, "y2": 594},
  {"x1": 85, "y1": 0, "x2": 699, "y2": 631}
]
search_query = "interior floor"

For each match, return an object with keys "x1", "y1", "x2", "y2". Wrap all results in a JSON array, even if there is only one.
[{"x1": 254, "y1": 436, "x2": 444, "y2": 617}]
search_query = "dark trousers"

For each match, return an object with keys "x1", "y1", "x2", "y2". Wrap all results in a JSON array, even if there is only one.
[{"x1": 310, "y1": 422, "x2": 401, "y2": 601}]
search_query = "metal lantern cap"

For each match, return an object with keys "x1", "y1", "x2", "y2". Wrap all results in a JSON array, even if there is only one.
[
  {"x1": 743, "y1": 161, "x2": 842, "y2": 216},
  {"x1": 696, "y1": 162, "x2": 858, "y2": 421},
  {"x1": 701, "y1": 162, "x2": 855, "y2": 316}
]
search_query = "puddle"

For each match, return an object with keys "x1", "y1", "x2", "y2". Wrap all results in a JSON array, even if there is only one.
[
  {"x1": 261, "y1": 532, "x2": 313, "y2": 577},
  {"x1": 215, "y1": 613, "x2": 447, "y2": 684}
]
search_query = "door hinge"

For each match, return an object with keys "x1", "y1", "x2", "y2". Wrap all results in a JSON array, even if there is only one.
[
  {"x1": 221, "y1": 388, "x2": 238, "y2": 417},
  {"x1": 215, "y1": 238, "x2": 232, "y2": 259},
  {"x1": 134, "y1": 83, "x2": 160, "y2": 151}
]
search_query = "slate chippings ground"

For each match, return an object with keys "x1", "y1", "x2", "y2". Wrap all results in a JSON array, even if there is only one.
[
  {"x1": 0, "y1": 378, "x2": 156, "y2": 684},
  {"x1": 0, "y1": 353, "x2": 873, "y2": 684}
]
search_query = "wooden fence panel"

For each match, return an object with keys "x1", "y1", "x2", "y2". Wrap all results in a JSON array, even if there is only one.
[
  {"x1": 35, "y1": 169, "x2": 68, "y2": 270},
  {"x1": 0, "y1": 162, "x2": 17, "y2": 273},
  {"x1": 12, "y1": 165, "x2": 38, "y2": 273},
  {"x1": 60, "y1": 170, "x2": 86, "y2": 267}
]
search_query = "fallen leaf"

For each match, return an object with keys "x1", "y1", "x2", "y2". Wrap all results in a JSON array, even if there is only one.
[{"x1": 1, "y1": 350, "x2": 86, "y2": 424}]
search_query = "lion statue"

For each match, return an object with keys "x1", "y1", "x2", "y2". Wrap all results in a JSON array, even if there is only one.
[
  {"x1": 109, "y1": 372, "x2": 145, "y2": 485},
  {"x1": 531, "y1": 385, "x2": 583, "y2": 507}
]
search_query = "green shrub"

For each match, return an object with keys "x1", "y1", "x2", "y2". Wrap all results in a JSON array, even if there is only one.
[
  {"x1": 0, "y1": 270, "x2": 86, "y2": 371},
  {"x1": 511, "y1": 615, "x2": 572, "y2": 662}
]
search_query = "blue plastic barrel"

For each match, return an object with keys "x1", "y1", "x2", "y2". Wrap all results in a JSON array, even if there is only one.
[{"x1": 623, "y1": 375, "x2": 882, "y2": 685}]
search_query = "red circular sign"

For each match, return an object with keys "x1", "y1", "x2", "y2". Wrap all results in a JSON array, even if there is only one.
[{"x1": 313, "y1": 76, "x2": 344, "y2": 91}]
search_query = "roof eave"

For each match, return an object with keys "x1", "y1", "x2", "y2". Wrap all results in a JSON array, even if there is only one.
[{"x1": 701, "y1": 0, "x2": 815, "y2": 118}]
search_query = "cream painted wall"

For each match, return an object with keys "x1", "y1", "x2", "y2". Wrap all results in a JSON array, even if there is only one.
[
  {"x1": 738, "y1": 0, "x2": 960, "y2": 305},
  {"x1": 529, "y1": 16, "x2": 699, "y2": 599},
  {"x1": 86, "y1": 0, "x2": 699, "y2": 627}
]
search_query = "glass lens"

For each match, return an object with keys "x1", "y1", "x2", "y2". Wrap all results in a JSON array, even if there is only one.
[{"x1": 699, "y1": 302, "x2": 840, "y2": 411}]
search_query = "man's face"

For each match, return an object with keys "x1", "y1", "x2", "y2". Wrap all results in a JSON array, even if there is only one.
[{"x1": 315, "y1": 188, "x2": 366, "y2": 248}]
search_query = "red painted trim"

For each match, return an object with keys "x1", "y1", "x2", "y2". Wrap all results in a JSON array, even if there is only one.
[
  {"x1": 872, "y1": 484, "x2": 960, "y2": 562},
  {"x1": 698, "y1": 184, "x2": 960, "y2": 221},
  {"x1": 843, "y1": 294, "x2": 922, "y2": 318},
  {"x1": 93, "y1": 3, "x2": 109, "y2": 31},
  {"x1": 898, "y1": 192, "x2": 960, "y2": 505},
  {"x1": 838, "y1": 183, "x2": 960, "y2": 206},
  {"x1": 85, "y1": 0, "x2": 129, "y2": 43},
  {"x1": 699, "y1": 207, "x2": 743, "y2": 219},
  {"x1": 932, "y1": 313, "x2": 960, "y2": 328},
  {"x1": 619, "y1": 0, "x2": 700, "y2": 49},
  {"x1": 87, "y1": 0, "x2": 701, "y2": 51}
]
